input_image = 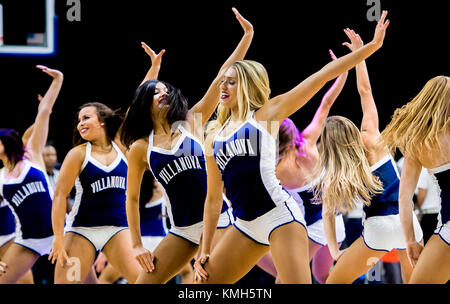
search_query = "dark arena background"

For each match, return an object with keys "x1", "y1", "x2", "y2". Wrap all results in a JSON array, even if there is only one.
[
  {"x1": 0, "y1": 0, "x2": 448, "y2": 298},
  {"x1": 0, "y1": 1, "x2": 448, "y2": 157}
]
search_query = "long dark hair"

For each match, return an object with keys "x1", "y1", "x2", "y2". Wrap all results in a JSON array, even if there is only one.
[
  {"x1": 120, "y1": 80, "x2": 189, "y2": 149},
  {"x1": 72, "y1": 102, "x2": 124, "y2": 146},
  {"x1": 0, "y1": 128, "x2": 25, "y2": 168}
]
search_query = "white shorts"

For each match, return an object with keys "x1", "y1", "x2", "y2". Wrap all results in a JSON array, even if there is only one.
[
  {"x1": 233, "y1": 198, "x2": 307, "y2": 246},
  {"x1": 217, "y1": 207, "x2": 234, "y2": 229},
  {"x1": 0, "y1": 233, "x2": 15, "y2": 248},
  {"x1": 169, "y1": 210, "x2": 233, "y2": 245},
  {"x1": 434, "y1": 220, "x2": 450, "y2": 245},
  {"x1": 308, "y1": 214, "x2": 346, "y2": 246},
  {"x1": 66, "y1": 226, "x2": 128, "y2": 252},
  {"x1": 14, "y1": 235, "x2": 54, "y2": 256},
  {"x1": 362, "y1": 212, "x2": 423, "y2": 252},
  {"x1": 141, "y1": 236, "x2": 165, "y2": 252}
]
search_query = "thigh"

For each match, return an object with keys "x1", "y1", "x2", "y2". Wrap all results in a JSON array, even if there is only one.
[
  {"x1": 0, "y1": 238, "x2": 15, "y2": 257},
  {"x1": 102, "y1": 229, "x2": 140, "y2": 284},
  {"x1": 409, "y1": 235, "x2": 450, "y2": 284},
  {"x1": 199, "y1": 226, "x2": 269, "y2": 284},
  {"x1": 136, "y1": 233, "x2": 198, "y2": 284},
  {"x1": 326, "y1": 237, "x2": 385, "y2": 284},
  {"x1": 98, "y1": 263, "x2": 121, "y2": 284},
  {"x1": 397, "y1": 249, "x2": 413, "y2": 284},
  {"x1": 54, "y1": 232, "x2": 97, "y2": 284},
  {"x1": 0, "y1": 243, "x2": 39, "y2": 284},
  {"x1": 211, "y1": 227, "x2": 229, "y2": 250},
  {"x1": 270, "y1": 222, "x2": 311, "y2": 284}
]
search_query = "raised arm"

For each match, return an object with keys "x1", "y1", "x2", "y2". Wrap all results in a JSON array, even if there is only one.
[
  {"x1": 301, "y1": 50, "x2": 348, "y2": 144},
  {"x1": 49, "y1": 146, "x2": 83, "y2": 267},
  {"x1": 193, "y1": 137, "x2": 224, "y2": 282},
  {"x1": 188, "y1": 7, "x2": 254, "y2": 127},
  {"x1": 125, "y1": 139, "x2": 155, "y2": 273},
  {"x1": 343, "y1": 28, "x2": 380, "y2": 140},
  {"x1": 256, "y1": 11, "x2": 390, "y2": 123},
  {"x1": 398, "y1": 156, "x2": 424, "y2": 267},
  {"x1": 21, "y1": 95, "x2": 43, "y2": 146},
  {"x1": 27, "y1": 66, "x2": 63, "y2": 167},
  {"x1": 139, "y1": 42, "x2": 165, "y2": 87}
]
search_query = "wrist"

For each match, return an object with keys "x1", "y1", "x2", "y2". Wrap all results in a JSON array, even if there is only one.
[{"x1": 53, "y1": 233, "x2": 64, "y2": 241}]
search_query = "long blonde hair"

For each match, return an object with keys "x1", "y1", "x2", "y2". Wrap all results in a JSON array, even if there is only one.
[
  {"x1": 207, "y1": 60, "x2": 271, "y2": 133},
  {"x1": 313, "y1": 116, "x2": 383, "y2": 214},
  {"x1": 381, "y1": 76, "x2": 450, "y2": 158}
]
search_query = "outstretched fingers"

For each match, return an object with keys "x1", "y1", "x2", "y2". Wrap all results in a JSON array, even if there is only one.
[
  {"x1": 232, "y1": 7, "x2": 253, "y2": 33},
  {"x1": 141, "y1": 42, "x2": 165, "y2": 64}
]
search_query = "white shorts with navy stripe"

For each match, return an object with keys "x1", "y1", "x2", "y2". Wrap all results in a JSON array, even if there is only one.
[
  {"x1": 233, "y1": 197, "x2": 306, "y2": 246},
  {"x1": 434, "y1": 220, "x2": 450, "y2": 245},
  {"x1": 142, "y1": 236, "x2": 165, "y2": 252},
  {"x1": 15, "y1": 235, "x2": 53, "y2": 256},
  {"x1": 170, "y1": 210, "x2": 233, "y2": 245},
  {"x1": 66, "y1": 226, "x2": 128, "y2": 252},
  {"x1": 362, "y1": 211, "x2": 423, "y2": 252},
  {"x1": 308, "y1": 214, "x2": 346, "y2": 246}
]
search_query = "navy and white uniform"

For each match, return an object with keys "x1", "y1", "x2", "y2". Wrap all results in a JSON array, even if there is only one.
[
  {"x1": 65, "y1": 142, "x2": 128, "y2": 252},
  {"x1": 287, "y1": 170, "x2": 346, "y2": 246},
  {"x1": 213, "y1": 112, "x2": 306, "y2": 246},
  {"x1": 147, "y1": 124, "x2": 233, "y2": 245},
  {"x1": 0, "y1": 200, "x2": 16, "y2": 247},
  {"x1": 362, "y1": 154, "x2": 423, "y2": 251},
  {"x1": 0, "y1": 160, "x2": 53, "y2": 256},
  {"x1": 428, "y1": 162, "x2": 450, "y2": 245}
]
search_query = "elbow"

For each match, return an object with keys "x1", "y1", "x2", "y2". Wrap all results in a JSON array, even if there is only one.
[
  {"x1": 357, "y1": 86, "x2": 372, "y2": 96},
  {"x1": 38, "y1": 105, "x2": 53, "y2": 116}
]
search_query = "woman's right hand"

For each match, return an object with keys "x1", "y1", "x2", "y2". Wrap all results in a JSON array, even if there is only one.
[
  {"x1": 342, "y1": 28, "x2": 364, "y2": 52},
  {"x1": 193, "y1": 252, "x2": 210, "y2": 282},
  {"x1": 133, "y1": 245, "x2": 155, "y2": 273},
  {"x1": 330, "y1": 248, "x2": 346, "y2": 262},
  {"x1": 49, "y1": 236, "x2": 69, "y2": 267},
  {"x1": 406, "y1": 241, "x2": 423, "y2": 267}
]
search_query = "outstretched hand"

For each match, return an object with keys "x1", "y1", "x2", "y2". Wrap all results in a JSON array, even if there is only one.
[
  {"x1": 232, "y1": 7, "x2": 253, "y2": 34},
  {"x1": 370, "y1": 10, "x2": 390, "y2": 48},
  {"x1": 342, "y1": 28, "x2": 364, "y2": 51},
  {"x1": 36, "y1": 65, "x2": 63, "y2": 79},
  {"x1": 141, "y1": 42, "x2": 165, "y2": 67}
]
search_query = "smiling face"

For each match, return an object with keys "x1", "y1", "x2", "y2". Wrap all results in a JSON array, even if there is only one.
[
  {"x1": 77, "y1": 106, "x2": 105, "y2": 141},
  {"x1": 219, "y1": 67, "x2": 239, "y2": 110},
  {"x1": 151, "y1": 81, "x2": 170, "y2": 116}
]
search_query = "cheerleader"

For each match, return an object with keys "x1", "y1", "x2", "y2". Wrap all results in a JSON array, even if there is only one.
[
  {"x1": 48, "y1": 101, "x2": 141, "y2": 284},
  {"x1": 258, "y1": 50, "x2": 348, "y2": 283},
  {"x1": 0, "y1": 66, "x2": 63, "y2": 283},
  {"x1": 317, "y1": 29, "x2": 423, "y2": 283},
  {"x1": 119, "y1": 8, "x2": 252, "y2": 283},
  {"x1": 381, "y1": 75, "x2": 449, "y2": 283},
  {"x1": 194, "y1": 12, "x2": 390, "y2": 284}
]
